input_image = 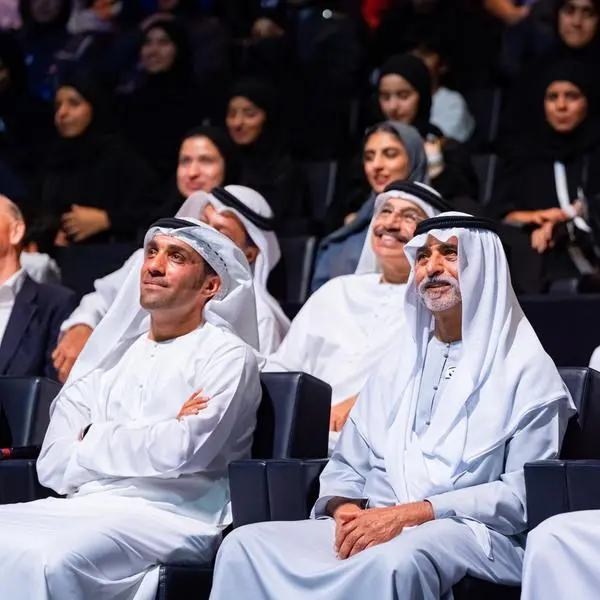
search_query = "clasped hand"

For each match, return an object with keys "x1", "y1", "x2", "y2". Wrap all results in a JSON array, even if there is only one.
[{"x1": 333, "y1": 501, "x2": 434, "y2": 560}]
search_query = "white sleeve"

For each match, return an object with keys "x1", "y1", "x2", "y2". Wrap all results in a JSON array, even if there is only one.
[
  {"x1": 36, "y1": 378, "x2": 94, "y2": 495},
  {"x1": 590, "y1": 346, "x2": 600, "y2": 371},
  {"x1": 60, "y1": 250, "x2": 142, "y2": 333},
  {"x1": 64, "y1": 345, "x2": 260, "y2": 483},
  {"x1": 257, "y1": 315, "x2": 281, "y2": 356},
  {"x1": 262, "y1": 298, "x2": 314, "y2": 372}
]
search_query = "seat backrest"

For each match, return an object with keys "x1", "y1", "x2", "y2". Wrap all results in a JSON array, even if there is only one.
[
  {"x1": 54, "y1": 243, "x2": 138, "y2": 300},
  {"x1": 253, "y1": 372, "x2": 331, "y2": 460},
  {"x1": 302, "y1": 161, "x2": 338, "y2": 223},
  {"x1": 470, "y1": 154, "x2": 497, "y2": 205},
  {"x1": 0, "y1": 377, "x2": 61, "y2": 447},
  {"x1": 559, "y1": 367, "x2": 600, "y2": 459},
  {"x1": 277, "y1": 236, "x2": 317, "y2": 304},
  {"x1": 463, "y1": 87, "x2": 503, "y2": 146}
]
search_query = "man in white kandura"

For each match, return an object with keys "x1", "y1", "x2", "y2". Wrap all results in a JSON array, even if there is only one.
[
  {"x1": 210, "y1": 212, "x2": 575, "y2": 600},
  {"x1": 52, "y1": 185, "x2": 288, "y2": 381},
  {"x1": 0, "y1": 218, "x2": 261, "y2": 599},
  {"x1": 521, "y1": 506, "x2": 600, "y2": 597},
  {"x1": 264, "y1": 181, "x2": 450, "y2": 452}
]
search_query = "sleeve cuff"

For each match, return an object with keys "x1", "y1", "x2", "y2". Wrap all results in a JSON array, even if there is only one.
[
  {"x1": 312, "y1": 496, "x2": 369, "y2": 519},
  {"x1": 60, "y1": 313, "x2": 98, "y2": 334},
  {"x1": 426, "y1": 493, "x2": 457, "y2": 519}
]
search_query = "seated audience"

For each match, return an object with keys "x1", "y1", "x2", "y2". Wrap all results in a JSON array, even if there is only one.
[
  {"x1": 311, "y1": 121, "x2": 428, "y2": 292},
  {"x1": 210, "y1": 212, "x2": 574, "y2": 600},
  {"x1": 410, "y1": 37, "x2": 475, "y2": 143},
  {"x1": 28, "y1": 71, "x2": 155, "y2": 247},
  {"x1": 266, "y1": 181, "x2": 450, "y2": 452},
  {"x1": 118, "y1": 19, "x2": 204, "y2": 180},
  {"x1": 375, "y1": 53, "x2": 476, "y2": 199},
  {"x1": 54, "y1": 185, "x2": 287, "y2": 380},
  {"x1": 492, "y1": 60, "x2": 600, "y2": 292},
  {"x1": 225, "y1": 77, "x2": 311, "y2": 232},
  {"x1": 0, "y1": 194, "x2": 75, "y2": 379},
  {"x1": 0, "y1": 218, "x2": 261, "y2": 598}
]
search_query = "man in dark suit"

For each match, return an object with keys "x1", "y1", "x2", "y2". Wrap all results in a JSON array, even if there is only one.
[{"x1": 0, "y1": 195, "x2": 76, "y2": 380}]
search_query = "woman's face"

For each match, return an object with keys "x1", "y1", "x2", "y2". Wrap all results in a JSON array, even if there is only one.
[
  {"x1": 226, "y1": 96, "x2": 266, "y2": 146},
  {"x1": 559, "y1": 0, "x2": 598, "y2": 48},
  {"x1": 54, "y1": 86, "x2": 93, "y2": 138},
  {"x1": 544, "y1": 80, "x2": 588, "y2": 133},
  {"x1": 176, "y1": 136, "x2": 226, "y2": 197},
  {"x1": 363, "y1": 131, "x2": 411, "y2": 193},
  {"x1": 29, "y1": 0, "x2": 63, "y2": 23},
  {"x1": 378, "y1": 74, "x2": 420, "y2": 125},
  {"x1": 140, "y1": 27, "x2": 177, "y2": 74}
]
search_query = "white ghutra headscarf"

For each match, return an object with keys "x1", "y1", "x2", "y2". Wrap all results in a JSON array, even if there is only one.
[{"x1": 63, "y1": 218, "x2": 257, "y2": 390}]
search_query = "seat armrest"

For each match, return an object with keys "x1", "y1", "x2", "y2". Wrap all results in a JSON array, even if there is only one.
[
  {"x1": 526, "y1": 459, "x2": 600, "y2": 529},
  {"x1": 0, "y1": 458, "x2": 56, "y2": 504},
  {"x1": 229, "y1": 459, "x2": 328, "y2": 528}
]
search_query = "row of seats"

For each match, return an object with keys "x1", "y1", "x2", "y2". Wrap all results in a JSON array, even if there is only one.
[{"x1": 0, "y1": 367, "x2": 598, "y2": 599}]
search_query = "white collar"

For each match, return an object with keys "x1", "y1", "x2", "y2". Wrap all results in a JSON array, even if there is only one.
[{"x1": 0, "y1": 268, "x2": 26, "y2": 302}]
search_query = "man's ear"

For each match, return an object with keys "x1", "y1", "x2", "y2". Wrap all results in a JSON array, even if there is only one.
[
  {"x1": 202, "y1": 274, "x2": 222, "y2": 301},
  {"x1": 10, "y1": 220, "x2": 25, "y2": 248},
  {"x1": 244, "y1": 245, "x2": 259, "y2": 266}
]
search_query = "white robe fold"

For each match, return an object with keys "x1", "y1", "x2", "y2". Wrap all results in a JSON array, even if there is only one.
[
  {"x1": 60, "y1": 249, "x2": 283, "y2": 354},
  {"x1": 0, "y1": 323, "x2": 261, "y2": 600},
  {"x1": 521, "y1": 510, "x2": 600, "y2": 600}
]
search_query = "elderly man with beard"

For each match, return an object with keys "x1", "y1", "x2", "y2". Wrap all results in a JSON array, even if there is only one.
[
  {"x1": 209, "y1": 212, "x2": 575, "y2": 600},
  {"x1": 264, "y1": 181, "x2": 450, "y2": 453}
]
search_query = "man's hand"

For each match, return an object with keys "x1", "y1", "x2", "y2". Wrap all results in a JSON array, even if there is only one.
[
  {"x1": 506, "y1": 209, "x2": 566, "y2": 227},
  {"x1": 62, "y1": 205, "x2": 110, "y2": 242},
  {"x1": 531, "y1": 221, "x2": 555, "y2": 253},
  {"x1": 177, "y1": 390, "x2": 210, "y2": 420},
  {"x1": 330, "y1": 395, "x2": 358, "y2": 432},
  {"x1": 335, "y1": 502, "x2": 434, "y2": 560},
  {"x1": 52, "y1": 325, "x2": 93, "y2": 383}
]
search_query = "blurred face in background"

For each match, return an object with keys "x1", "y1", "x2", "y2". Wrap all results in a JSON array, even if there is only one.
[
  {"x1": 177, "y1": 136, "x2": 226, "y2": 197},
  {"x1": 141, "y1": 27, "x2": 177, "y2": 74},
  {"x1": 29, "y1": 0, "x2": 64, "y2": 23},
  {"x1": 363, "y1": 131, "x2": 411, "y2": 193},
  {"x1": 378, "y1": 74, "x2": 420, "y2": 124},
  {"x1": 559, "y1": 0, "x2": 599, "y2": 48},
  {"x1": 226, "y1": 96, "x2": 266, "y2": 146},
  {"x1": 54, "y1": 86, "x2": 93, "y2": 138},
  {"x1": 544, "y1": 80, "x2": 588, "y2": 132}
]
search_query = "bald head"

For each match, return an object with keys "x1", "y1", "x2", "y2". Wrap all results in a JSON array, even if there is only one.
[
  {"x1": 0, "y1": 195, "x2": 25, "y2": 261},
  {"x1": 0, "y1": 195, "x2": 24, "y2": 224}
]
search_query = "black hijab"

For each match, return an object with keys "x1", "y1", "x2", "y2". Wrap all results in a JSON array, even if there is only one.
[
  {"x1": 377, "y1": 53, "x2": 441, "y2": 138},
  {"x1": 507, "y1": 59, "x2": 600, "y2": 162}
]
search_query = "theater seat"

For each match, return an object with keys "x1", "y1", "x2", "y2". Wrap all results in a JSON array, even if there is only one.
[
  {"x1": 275, "y1": 236, "x2": 317, "y2": 305},
  {"x1": 0, "y1": 377, "x2": 61, "y2": 504}
]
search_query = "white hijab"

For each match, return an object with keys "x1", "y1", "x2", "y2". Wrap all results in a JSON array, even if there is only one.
[
  {"x1": 383, "y1": 212, "x2": 573, "y2": 505},
  {"x1": 179, "y1": 187, "x2": 290, "y2": 334},
  {"x1": 355, "y1": 182, "x2": 444, "y2": 275},
  {"x1": 64, "y1": 219, "x2": 257, "y2": 391}
]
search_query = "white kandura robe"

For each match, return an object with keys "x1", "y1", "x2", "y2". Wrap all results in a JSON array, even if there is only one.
[
  {"x1": 211, "y1": 335, "x2": 571, "y2": 600},
  {"x1": 60, "y1": 248, "x2": 282, "y2": 354},
  {"x1": 0, "y1": 323, "x2": 260, "y2": 600},
  {"x1": 521, "y1": 510, "x2": 600, "y2": 600}
]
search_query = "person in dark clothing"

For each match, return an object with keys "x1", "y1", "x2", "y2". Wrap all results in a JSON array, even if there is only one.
[
  {"x1": 29, "y1": 71, "x2": 156, "y2": 247},
  {"x1": 118, "y1": 19, "x2": 206, "y2": 180},
  {"x1": 0, "y1": 31, "x2": 53, "y2": 183},
  {"x1": 491, "y1": 59, "x2": 600, "y2": 293},
  {"x1": 225, "y1": 77, "x2": 312, "y2": 232},
  {"x1": 374, "y1": 53, "x2": 478, "y2": 203},
  {"x1": 146, "y1": 125, "x2": 242, "y2": 227}
]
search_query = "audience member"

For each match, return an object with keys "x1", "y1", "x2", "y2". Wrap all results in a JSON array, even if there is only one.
[
  {"x1": 265, "y1": 181, "x2": 449, "y2": 453},
  {"x1": 118, "y1": 19, "x2": 204, "y2": 179},
  {"x1": 311, "y1": 121, "x2": 428, "y2": 292},
  {"x1": 0, "y1": 194, "x2": 75, "y2": 379},
  {"x1": 28, "y1": 71, "x2": 156, "y2": 247},
  {"x1": 492, "y1": 59, "x2": 600, "y2": 292},
  {"x1": 0, "y1": 218, "x2": 261, "y2": 598},
  {"x1": 210, "y1": 212, "x2": 574, "y2": 600},
  {"x1": 53, "y1": 185, "x2": 286, "y2": 381},
  {"x1": 375, "y1": 53, "x2": 477, "y2": 199},
  {"x1": 226, "y1": 77, "x2": 312, "y2": 232},
  {"x1": 411, "y1": 37, "x2": 475, "y2": 143}
]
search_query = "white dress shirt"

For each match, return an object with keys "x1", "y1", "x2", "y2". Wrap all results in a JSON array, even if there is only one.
[{"x1": 0, "y1": 268, "x2": 26, "y2": 345}]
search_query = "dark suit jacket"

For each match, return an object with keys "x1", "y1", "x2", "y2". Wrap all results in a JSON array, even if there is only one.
[{"x1": 0, "y1": 275, "x2": 77, "y2": 380}]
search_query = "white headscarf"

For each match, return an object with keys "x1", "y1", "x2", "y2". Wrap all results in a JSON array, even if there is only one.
[
  {"x1": 64, "y1": 218, "x2": 257, "y2": 390},
  {"x1": 355, "y1": 182, "x2": 446, "y2": 275},
  {"x1": 383, "y1": 211, "x2": 573, "y2": 506},
  {"x1": 179, "y1": 186, "x2": 289, "y2": 333}
]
